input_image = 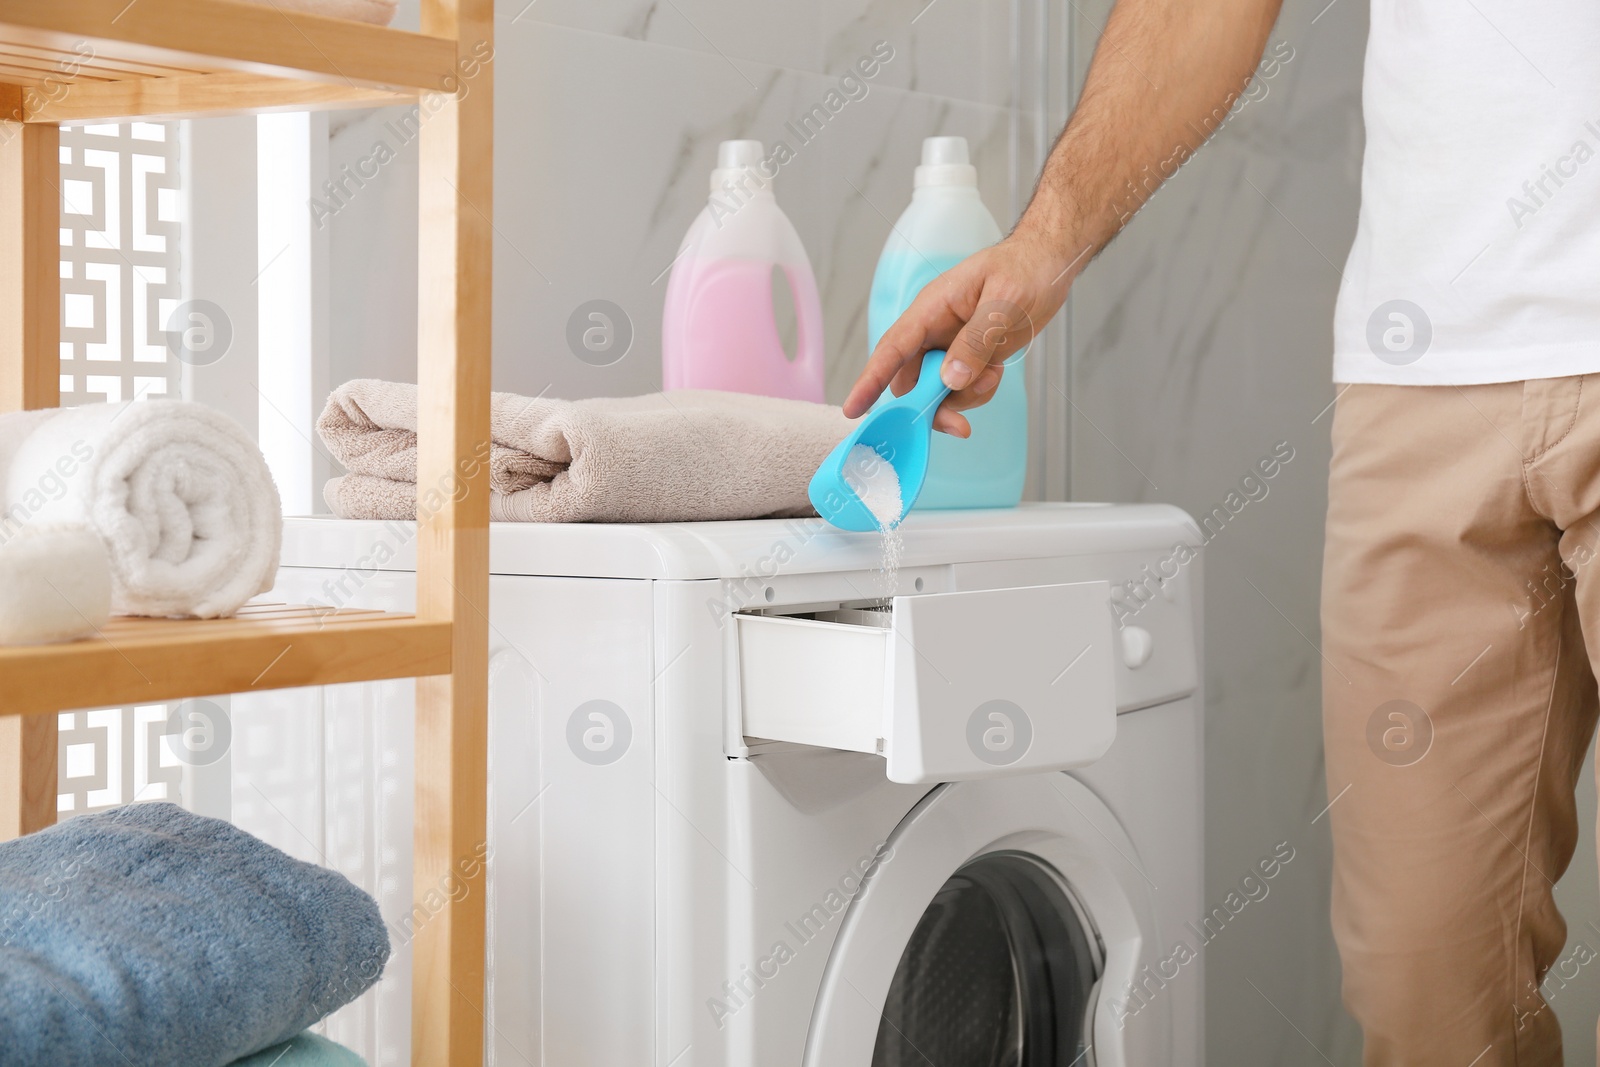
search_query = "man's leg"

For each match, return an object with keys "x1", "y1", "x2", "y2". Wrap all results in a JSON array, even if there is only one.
[
  {"x1": 1322, "y1": 379, "x2": 1599, "y2": 1065},
  {"x1": 1510, "y1": 376, "x2": 1600, "y2": 1063}
]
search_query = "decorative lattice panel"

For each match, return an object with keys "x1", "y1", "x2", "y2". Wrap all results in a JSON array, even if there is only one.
[
  {"x1": 58, "y1": 121, "x2": 181, "y2": 407},
  {"x1": 56, "y1": 706, "x2": 184, "y2": 817},
  {"x1": 56, "y1": 122, "x2": 191, "y2": 818}
]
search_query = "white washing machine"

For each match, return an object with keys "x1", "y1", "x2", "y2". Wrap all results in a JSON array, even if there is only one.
[{"x1": 267, "y1": 503, "x2": 1204, "y2": 1066}]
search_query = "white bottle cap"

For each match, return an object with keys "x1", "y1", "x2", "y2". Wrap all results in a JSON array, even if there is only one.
[
  {"x1": 711, "y1": 139, "x2": 774, "y2": 196},
  {"x1": 914, "y1": 135, "x2": 978, "y2": 188},
  {"x1": 718, "y1": 140, "x2": 764, "y2": 168}
]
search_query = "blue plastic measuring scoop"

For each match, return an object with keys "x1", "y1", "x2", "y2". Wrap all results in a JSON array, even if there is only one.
[{"x1": 809, "y1": 350, "x2": 951, "y2": 532}]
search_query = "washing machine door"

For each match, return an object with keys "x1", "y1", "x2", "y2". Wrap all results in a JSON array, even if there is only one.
[{"x1": 803, "y1": 774, "x2": 1169, "y2": 1066}]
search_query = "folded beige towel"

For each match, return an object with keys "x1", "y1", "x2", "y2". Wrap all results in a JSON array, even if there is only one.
[
  {"x1": 241, "y1": 0, "x2": 397, "y2": 26},
  {"x1": 317, "y1": 380, "x2": 855, "y2": 523}
]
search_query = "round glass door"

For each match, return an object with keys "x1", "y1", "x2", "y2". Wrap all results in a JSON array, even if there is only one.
[{"x1": 871, "y1": 851, "x2": 1102, "y2": 1067}]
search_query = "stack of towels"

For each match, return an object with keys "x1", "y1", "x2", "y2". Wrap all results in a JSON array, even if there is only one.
[
  {"x1": 317, "y1": 380, "x2": 854, "y2": 523},
  {"x1": 0, "y1": 401, "x2": 282, "y2": 644},
  {"x1": 0, "y1": 803, "x2": 388, "y2": 1066}
]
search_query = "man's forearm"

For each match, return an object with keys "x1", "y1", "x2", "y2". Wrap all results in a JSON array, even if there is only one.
[
  {"x1": 1019, "y1": 0, "x2": 1285, "y2": 268},
  {"x1": 841, "y1": 0, "x2": 1285, "y2": 420}
]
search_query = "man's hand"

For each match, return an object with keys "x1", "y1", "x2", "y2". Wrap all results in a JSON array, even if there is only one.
[{"x1": 842, "y1": 230, "x2": 1079, "y2": 437}]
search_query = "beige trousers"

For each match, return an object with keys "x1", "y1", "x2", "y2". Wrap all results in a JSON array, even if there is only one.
[{"x1": 1323, "y1": 377, "x2": 1600, "y2": 1065}]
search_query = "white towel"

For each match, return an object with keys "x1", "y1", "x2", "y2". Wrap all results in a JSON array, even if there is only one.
[
  {"x1": 0, "y1": 402, "x2": 282, "y2": 619},
  {"x1": 0, "y1": 525, "x2": 111, "y2": 645}
]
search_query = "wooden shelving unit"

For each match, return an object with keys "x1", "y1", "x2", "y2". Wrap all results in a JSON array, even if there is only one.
[{"x1": 0, "y1": 1, "x2": 493, "y2": 1063}]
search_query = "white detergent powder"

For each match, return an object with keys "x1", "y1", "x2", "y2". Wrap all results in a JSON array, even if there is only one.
[{"x1": 843, "y1": 444, "x2": 904, "y2": 598}]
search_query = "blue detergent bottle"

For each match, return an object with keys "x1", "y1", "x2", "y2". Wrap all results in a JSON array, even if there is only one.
[{"x1": 867, "y1": 136, "x2": 1027, "y2": 510}]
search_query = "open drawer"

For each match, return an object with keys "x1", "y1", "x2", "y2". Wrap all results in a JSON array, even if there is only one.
[{"x1": 735, "y1": 581, "x2": 1117, "y2": 784}]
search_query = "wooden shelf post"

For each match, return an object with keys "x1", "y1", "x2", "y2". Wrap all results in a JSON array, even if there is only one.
[
  {"x1": 0, "y1": 119, "x2": 58, "y2": 412},
  {"x1": 413, "y1": 1, "x2": 492, "y2": 1062},
  {"x1": 0, "y1": 118, "x2": 59, "y2": 841}
]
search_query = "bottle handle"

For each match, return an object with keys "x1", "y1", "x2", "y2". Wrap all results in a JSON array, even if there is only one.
[{"x1": 783, "y1": 265, "x2": 826, "y2": 397}]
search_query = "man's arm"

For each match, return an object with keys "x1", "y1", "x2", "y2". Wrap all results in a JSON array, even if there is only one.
[{"x1": 843, "y1": 0, "x2": 1286, "y2": 434}]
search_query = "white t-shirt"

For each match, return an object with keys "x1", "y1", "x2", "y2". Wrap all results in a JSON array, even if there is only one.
[{"x1": 1332, "y1": 0, "x2": 1600, "y2": 384}]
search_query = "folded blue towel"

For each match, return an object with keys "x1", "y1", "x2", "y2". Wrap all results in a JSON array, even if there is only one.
[
  {"x1": 230, "y1": 1032, "x2": 367, "y2": 1066},
  {"x1": 0, "y1": 802, "x2": 390, "y2": 1067}
]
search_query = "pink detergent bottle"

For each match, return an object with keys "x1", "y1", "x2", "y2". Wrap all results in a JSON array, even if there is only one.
[{"x1": 662, "y1": 140, "x2": 825, "y2": 401}]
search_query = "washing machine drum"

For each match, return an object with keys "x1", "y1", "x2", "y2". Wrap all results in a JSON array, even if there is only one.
[{"x1": 872, "y1": 851, "x2": 1100, "y2": 1066}]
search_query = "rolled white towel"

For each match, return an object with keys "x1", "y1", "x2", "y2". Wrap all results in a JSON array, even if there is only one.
[
  {"x1": 0, "y1": 524, "x2": 112, "y2": 645},
  {"x1": 0, "y1": 402, "x2": 282, "y2": 619}
]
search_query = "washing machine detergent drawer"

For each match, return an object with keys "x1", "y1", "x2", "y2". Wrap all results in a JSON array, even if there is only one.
[{"x1": 735, "y1": 580, "x2": 1116, "y2": 783}]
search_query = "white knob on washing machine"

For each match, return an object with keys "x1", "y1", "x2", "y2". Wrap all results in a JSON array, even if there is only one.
[{"x1": 1120, "y1": 625, "x2": 1154, "y2": 669}]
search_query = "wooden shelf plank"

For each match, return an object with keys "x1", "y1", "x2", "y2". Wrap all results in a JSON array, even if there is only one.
[
  {"x1": 0, "y1": 609, "x2": 452, "y2": 716},
  {"x1": 26, "y1": 71, "x2": 412, "y2": 123},
  {"x1": 0, "y1": 39, "x2": 199, "y2": 80},
  {"x1": 0, "y1": 0, "x2": 459, "y2": 97}
]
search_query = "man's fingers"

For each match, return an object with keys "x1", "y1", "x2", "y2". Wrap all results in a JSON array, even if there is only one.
[
  {"x1": 938, "y1": 296, "x2": 999, "y2": 391},
  {"x1": 841, "y1": 296, "x2": 948, "y2": 415},
  {"x1": 842, "y1": 341, "x2": 907, "y2": 418},
  {"x1": 945, "y1": 364, "x2": 1004, "y2": 412},
  {"x1": 932, "y1": 405, "x2": 972, "y2": 438},
  {"x1": 842, "y1": 260, "x2": 984, "y2": 417},
  {"x1": 889, "y1": 359, "x2": 922, "y2": 398},
  {"x1": 939, "y1": 293, "x2": 1035, "y2": 393}
]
